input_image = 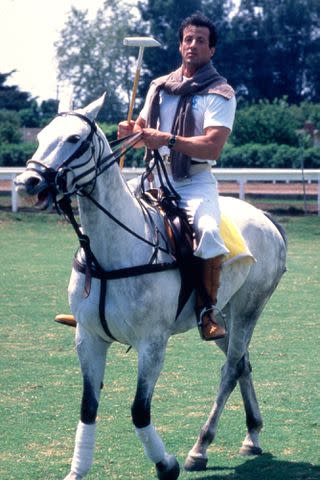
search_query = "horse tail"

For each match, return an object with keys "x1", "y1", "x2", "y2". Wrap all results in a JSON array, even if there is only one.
[{"x1": 263, "y1": 211, "x2": 288, "y2": 249}]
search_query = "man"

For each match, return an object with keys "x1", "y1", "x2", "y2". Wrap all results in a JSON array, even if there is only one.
[
  {"x1": 56, "y1": 12, "x2": 236, "y2": 339},
  {"x1": 118, "y1": 12, "x2": 236, "y2": 341}
]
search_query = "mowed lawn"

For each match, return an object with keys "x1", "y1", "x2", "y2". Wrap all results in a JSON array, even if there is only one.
[{"x1": 0, "y1": 211, "x2": 319, "y2": 480}]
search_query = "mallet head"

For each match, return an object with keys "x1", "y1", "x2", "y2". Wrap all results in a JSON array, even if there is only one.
[{"x1": 123, "y1": 36, "x2": 161, "y2": 48}]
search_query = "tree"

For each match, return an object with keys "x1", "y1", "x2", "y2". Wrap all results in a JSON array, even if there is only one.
[
  {"x1": 55, "y1": 1, "x2": 140, "y2": 122},
  {"x1": 0, "y1": 71, "x2": 36, "y2": 112},
  {"x1": 19, "y1": 101, "x2": 41, "y2": 128},
  {"x1": 55, "y1": 0, "x2": 320, "y2": 122},
  {"x1": 39, "y1": 99, "x2": 59, "y2": 126},
  {"x1": 137, "y1": 0, "x2": 202, "y2": 94},
  {"x1": 229, "y1": 0, "x2": 320, "y2": 102},
  {"x1": 138, "y1": 0, "x2": 320, "y2": 103},
  {"x1": 0, "y1": 71, "x2": 42, "y2": 127},
  {"x1": 0, "y1": 109, "x2": 22, "y2": 144}
]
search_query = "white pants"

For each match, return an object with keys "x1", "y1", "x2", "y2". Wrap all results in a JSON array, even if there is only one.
[
  {"x1": 128, "y1": 169, "x2": 229, "y2": 260},
  {"x1": 168, "y1": 170, "x2": 229, "y2": 259}
]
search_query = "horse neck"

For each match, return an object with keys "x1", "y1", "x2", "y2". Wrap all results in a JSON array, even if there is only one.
[{"x1": 78, "y1": 164, "x2": 146, "y2": 269}]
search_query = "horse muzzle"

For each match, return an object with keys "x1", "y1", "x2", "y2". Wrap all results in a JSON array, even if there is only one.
[{"x1": 14, "y1": 169, "x2": 54, "y2": 210}]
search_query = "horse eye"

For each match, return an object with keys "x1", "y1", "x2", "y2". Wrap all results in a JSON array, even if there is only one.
[{"x1": 67, "y1": 135, "x2": 81, "y2": 144}]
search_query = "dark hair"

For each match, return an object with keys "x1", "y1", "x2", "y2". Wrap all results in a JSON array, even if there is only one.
[{"x1": 179, "y1": 12, "x2": 217, "y2": 48}]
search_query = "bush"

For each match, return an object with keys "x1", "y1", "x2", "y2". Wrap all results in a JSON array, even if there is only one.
[
  {"x1": 0, "y1": 123, "x2": 145, "y2": 169},
  {"x1": 290, "y1": 102, "x2": 320, "y2": 130},
  {"x1": 0, "y1": 143, "x2": 36, "y2": 167},
  {"x1": 231, "y1": 99, "x2": 300, "y2": 147},
  {"x1": 219, "y1": 143, "x2": 320, "y2": 169},
  {"x1": 302, "y1": 147, "x2": 320, "y2": 168}
]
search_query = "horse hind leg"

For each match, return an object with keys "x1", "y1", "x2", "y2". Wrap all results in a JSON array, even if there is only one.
[
  {"x1": 132, "y1": 341, "x2": 180, "y2": 480},
  {"x1": 184, "y1": 349, "x2": 241, "y2": 472},
  {"x1": 238, "y1": 354, "x2": 263, "y2": 456},
  {"x1": 63, "y1": 329, "x2": 109, "y2": 480},
  {"x1": 184, "y1": 302, "x2": 259, "y2": 472}
]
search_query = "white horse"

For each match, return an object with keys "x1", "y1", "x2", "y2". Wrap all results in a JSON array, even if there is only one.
[{"x1": 15, "y1": 95, "x2": 287, "y2": 480}]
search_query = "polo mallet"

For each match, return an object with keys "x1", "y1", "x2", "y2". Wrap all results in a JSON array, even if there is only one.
[{"x1": 120, "y1": 36, "x2": 161, "y2": 169}]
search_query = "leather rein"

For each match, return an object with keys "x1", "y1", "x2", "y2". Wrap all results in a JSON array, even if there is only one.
[{"x1": 27, "y1": 111, "x2": 178, "y2": 342}]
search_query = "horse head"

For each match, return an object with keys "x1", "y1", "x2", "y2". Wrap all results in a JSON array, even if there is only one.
[{"x1": 15, "y1": 93, "x2": 108, "y2": 209}]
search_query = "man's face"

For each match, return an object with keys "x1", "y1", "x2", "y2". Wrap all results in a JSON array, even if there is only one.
[{"x1": 179, "y1": 25, "x2": 215, "y2": 74}]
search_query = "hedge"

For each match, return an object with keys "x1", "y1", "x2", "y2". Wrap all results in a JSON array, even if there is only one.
[
  {"x1": 0, "y1": 142, "x2": 37, "y2": 167},
  {"x1": 1, "y1": 140, "x2": 319, "y2": 170},
  {"x1": 219, "y1": 143, "x2": 320, "y2": 169}
]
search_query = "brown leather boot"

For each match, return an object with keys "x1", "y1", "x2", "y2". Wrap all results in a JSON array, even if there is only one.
[
  {"x1": 196, "y1": 255, "x2": 227, "y2": 341},
  {"x1": 55, "y1": 314, "x2": 77, "y2": 328}
]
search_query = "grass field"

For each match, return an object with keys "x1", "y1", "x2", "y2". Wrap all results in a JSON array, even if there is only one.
[{"x1": 0, "y1": 211, "x2": 319, "y2": 480}]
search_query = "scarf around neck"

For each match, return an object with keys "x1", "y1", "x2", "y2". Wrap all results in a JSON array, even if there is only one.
[{"x1": 145, "y1": 62, "x2": 234, "y2": 180}]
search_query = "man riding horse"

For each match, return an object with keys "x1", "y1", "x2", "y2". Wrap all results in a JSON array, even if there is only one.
[
  {"x1": 15, "y1": 13, "x2": 287, "y2": 477},
  {"x1": 57, "y1": 12, "x2": 236, "y2": 341},
  {"x1": 118, "y1": 12, "x2": 236, "y2": 340}
]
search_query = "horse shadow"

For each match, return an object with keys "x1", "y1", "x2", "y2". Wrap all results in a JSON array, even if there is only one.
[{"x1": 191, "y1": 453, "x2": 320, "y2": 480}]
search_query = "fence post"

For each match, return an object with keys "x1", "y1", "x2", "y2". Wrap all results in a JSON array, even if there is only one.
[
  {"x1": 317, "y1": 174, "x2": 320, "y2": 216},
  {"x1": 11, "y1": 174, "x2": 18, "y2": 212},
  {"x1": 238, "y1": 178, "x2": 246, "y2": 200}
]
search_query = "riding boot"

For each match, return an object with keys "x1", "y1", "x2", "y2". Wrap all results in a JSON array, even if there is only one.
[
  {"x1": 195, "y1": 255, "x2": 226, "y2": 341},
  {"x1": 55, "y1": 314, "x2": 77, "y2": 328}
]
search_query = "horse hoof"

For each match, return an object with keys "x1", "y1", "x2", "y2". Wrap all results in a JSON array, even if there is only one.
[
  {"x1": 156, "y1": 453, "x2": 180, "y2": 480},
  {"x1": 184, "y1": 454, "x2": 208, "y2": 471},
  {"x1": 239, "y1": 445, "x2": 262, "y2": 456},
  {"x1": 63, "y1": 473, "x2": 82, "y2": 480}
]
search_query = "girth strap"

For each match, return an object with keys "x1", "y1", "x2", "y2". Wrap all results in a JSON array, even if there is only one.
[
  {"x1": 73, "y1": 255, "x2": 178, "y2": 342},
  {"x1": 73, "y1": 256, "x2": 177, "y2": 280},
  {"x1": 99, "y1": 278, "x2": 116, "y2": 341}
]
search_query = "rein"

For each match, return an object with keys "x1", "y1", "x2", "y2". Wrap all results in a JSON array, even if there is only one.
[
  {"x1": 33, "y1": 111, "x2": 178, "y2": 342},
  {"x1": 58, "y1": 195, "x2": 177, "y2": 342}
]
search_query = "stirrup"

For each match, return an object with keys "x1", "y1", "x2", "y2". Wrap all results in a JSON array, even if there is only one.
[
  {"x1": 196, "y1": 305, "x2": 227, "y2": 341},
  {"x1": 196, "y1": 305, "x2": 226, "y2": 326}
]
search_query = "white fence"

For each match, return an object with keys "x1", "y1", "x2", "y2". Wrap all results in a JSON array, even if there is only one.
[{"x1": 1, "y1": 166, "x2": 320, "y2": 215}]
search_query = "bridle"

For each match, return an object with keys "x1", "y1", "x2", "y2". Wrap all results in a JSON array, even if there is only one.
[
  {"x1": 25, "y1": 110, "x2": 180, "y2": 342},
  {"x1": 26, "y1": 111, "x2": 142, "y2": 199},
  {"x1": 27, "y1": 110, "x2": 172, "y2": 252}
]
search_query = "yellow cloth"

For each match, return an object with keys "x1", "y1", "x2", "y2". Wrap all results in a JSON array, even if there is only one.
[{"x1": 220, "y1": 214, "x2": 255, "y2": 265}]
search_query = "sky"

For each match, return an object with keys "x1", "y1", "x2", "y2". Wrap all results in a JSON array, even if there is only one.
[{"x1": 0, "y1": 0, "x2": 105, "y2": 101}]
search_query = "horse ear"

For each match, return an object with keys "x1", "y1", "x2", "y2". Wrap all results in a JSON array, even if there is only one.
[{"x1": 81, "y1": 93, "x2": 107, "y2": 121}]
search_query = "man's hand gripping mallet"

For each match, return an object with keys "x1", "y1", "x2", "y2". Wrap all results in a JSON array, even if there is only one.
[{"x1": 120, "y1": 36, "x2": 161, "y2": 169}]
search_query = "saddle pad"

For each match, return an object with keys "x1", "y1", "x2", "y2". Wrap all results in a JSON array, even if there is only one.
[{"x1": 220, "y1": 214, "x2": 255, "y2": 266}]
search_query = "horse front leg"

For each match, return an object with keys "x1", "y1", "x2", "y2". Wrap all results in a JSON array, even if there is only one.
[
  {"x1": 133, "y1": 341, "x2": 180, "y2": 480},
  {"x1": 63, "y1": 328, "x2": 109, "y2": 480}
]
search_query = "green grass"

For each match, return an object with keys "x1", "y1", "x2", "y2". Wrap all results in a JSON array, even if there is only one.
[{"x1": 0, "y1": 212, "x2": 319, "y2": 479}]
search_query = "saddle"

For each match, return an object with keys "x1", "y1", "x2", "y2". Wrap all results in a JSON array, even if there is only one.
[
  {"x1": 141, "y1": 186, "x2": 197, "y2": 318},
  {"x1": 140, "y1": 187, "x2": 255, "y2": 319},
  {"x1": 142, "y1": 187, "x2": 193, "y2": 261}
]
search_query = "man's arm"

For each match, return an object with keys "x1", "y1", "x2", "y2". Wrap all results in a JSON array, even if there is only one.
[{"x1": 141, "y1": 125, "x2": 231, "y2": 160}]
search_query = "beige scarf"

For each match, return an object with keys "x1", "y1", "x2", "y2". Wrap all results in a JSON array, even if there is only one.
[{"x1": 145, "y1": 62, "x2": 235, "y2": 180}]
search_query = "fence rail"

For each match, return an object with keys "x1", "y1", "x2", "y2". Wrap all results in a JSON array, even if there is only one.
[{"x1": 1, "y1": 167, "x2": 320, "y2": 215}]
